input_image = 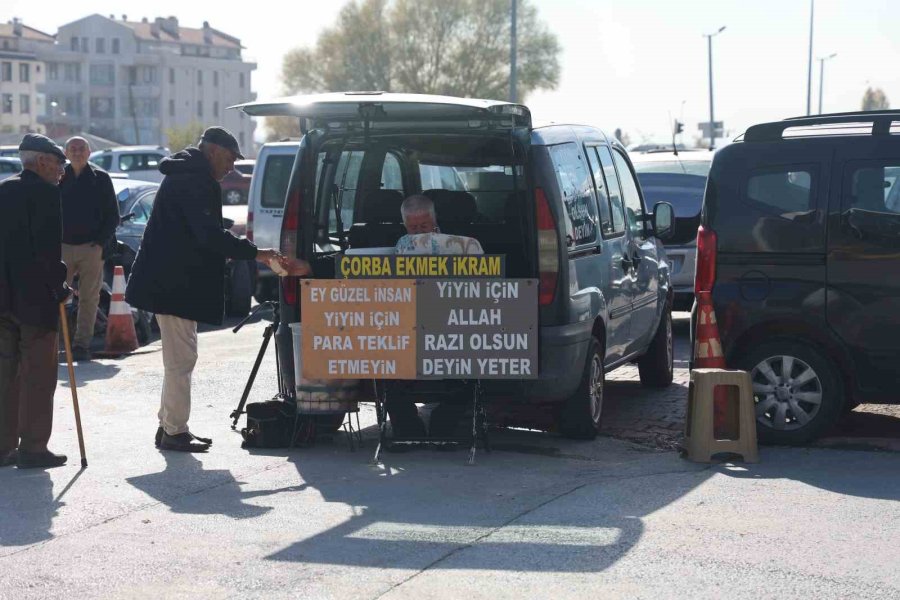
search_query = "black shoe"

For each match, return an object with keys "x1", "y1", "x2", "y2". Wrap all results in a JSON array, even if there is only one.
[
  {"x1": 17, "y1": 449, "x2": 67, "y2": 469},
  {"x1": 159, "y1": 432, "x2": 209, "y2": 453},
  {"x1": 71, "y1": 346, "x2": 92, "y2": 362},
  {"x1": 0, "y1": 449, "x2": 17, "y2": 467},
  {"x1": 156, "y1": 428, "x2": 211, "y2": 447}
]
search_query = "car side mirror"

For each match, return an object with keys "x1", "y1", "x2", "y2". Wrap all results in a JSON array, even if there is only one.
[
  {"x1": 120, "y1": 212, "x2": 136, "y2": 223},
  {"x1": 652, "y1": 202, "x2": 674, "y2": 241},
  {"x1": 223, "y1": 217, "x2": 235, "y2": 230}
]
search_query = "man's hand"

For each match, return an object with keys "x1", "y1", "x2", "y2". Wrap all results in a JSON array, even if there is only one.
[
  {"x1": 255, "y1": 248, "x2": 282, "y2": 265},
  {"x1": 279, "y1": 256, "x2": 312, "y2": 277},
  {"x1": 255, "y1": 249, "x2": 311, "y2": 277}
]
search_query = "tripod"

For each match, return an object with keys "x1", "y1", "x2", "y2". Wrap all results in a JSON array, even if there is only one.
[{"x1": 230, "y1": 301, "x2": 283, "y2": 429}]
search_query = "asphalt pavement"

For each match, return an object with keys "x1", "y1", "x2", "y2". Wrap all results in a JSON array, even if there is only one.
[{"x1": 1, "y1": 314, "x2": 900, "y2": 599}]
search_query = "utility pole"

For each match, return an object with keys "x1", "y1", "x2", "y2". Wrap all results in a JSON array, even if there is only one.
[
  {"x1": 704, "y1": 26, "x2": 726, "y2": 149},
  {"x1": 817, "y1": 53, "x2": 837, "y2": 114},
  {"x1": 806, "y1": 0, "x2": 815, "y2": 115},
  {"x1": 509, "y1": 0, "x2": 518, "y2": 103}
]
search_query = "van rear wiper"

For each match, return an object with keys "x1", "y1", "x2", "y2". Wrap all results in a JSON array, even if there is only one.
[{"x1": 331, "y1": 183, "x2": 347, "y2": 249}]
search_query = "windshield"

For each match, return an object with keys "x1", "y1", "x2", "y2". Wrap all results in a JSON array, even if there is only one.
[
  {"x1": 90, "y1": 152, "x2": 112, "y2": 171},
  {"x1": 633, "y1": 160, "x2": 711, "y2": 177}
]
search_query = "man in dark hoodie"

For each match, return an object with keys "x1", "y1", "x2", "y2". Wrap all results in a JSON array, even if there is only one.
[{"x1": 126, "y1": 127, "x2": 305, "y2": 452}]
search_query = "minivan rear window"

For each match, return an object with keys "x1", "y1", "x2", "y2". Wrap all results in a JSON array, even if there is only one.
[
  {"x1": 549, "y1": 143, "x2": 599, "y2": 248},
  {"x1": 745, "y1": 169, "x2": 814, "y2": 218},
  {"x1": 260, "y1": 155, "x2": 295, "y2": 209}
]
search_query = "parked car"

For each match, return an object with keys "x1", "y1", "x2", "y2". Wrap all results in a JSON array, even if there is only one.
[
  {"x1": 0, "y1": 145, "x2": 19, "y2": 158},
  {"x1": 694, "y1": 110, "x2": 900, "y2": 445},
  {"x1": 221, "y1": 159, "x2": 254, "y2": 205},
  {"x1": 632, "y1": 149, "x2": 713, "y2": 311},
  {"x1": 112, "y1": 178, "x2": 254, "y2": 318},
  {"x1": 89, "y1": 145, "x2": 170, "y2": 182},
  {"x1": 237, "y1": 92, "x2": 676, "y2": 439},
  {"x1": 246, "y1": 141, "x2": 298, "y2": 301},
  {"x1": 0, "y1": 157, "x2": 21, "y2": 181}
]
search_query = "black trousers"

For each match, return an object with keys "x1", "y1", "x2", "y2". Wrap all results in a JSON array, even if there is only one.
[{"x1": 0, "y1": 313, "x2": 59, "y2": 453}]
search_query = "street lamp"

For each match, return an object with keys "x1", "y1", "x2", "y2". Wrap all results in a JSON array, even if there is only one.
[
  {"x1": 704, "y1": 26, "x2": 726, "y2": 150},
  {"x1": 817, "y1": 53, "x2": 837, "y2": 114}
]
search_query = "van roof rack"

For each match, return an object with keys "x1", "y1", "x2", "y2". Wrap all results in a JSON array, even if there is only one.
[{"x1": 744, "y1": 110, "x2": 900, "y2": 142}]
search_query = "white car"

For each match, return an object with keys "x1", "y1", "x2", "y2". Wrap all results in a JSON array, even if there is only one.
[{"x1": 89, "y1": 145, "x2": 170, "y2": 183}]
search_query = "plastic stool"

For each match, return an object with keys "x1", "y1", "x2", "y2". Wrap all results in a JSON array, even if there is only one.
[{"x1": 684, "y1": 368, "x2": 759, "y2": 463}]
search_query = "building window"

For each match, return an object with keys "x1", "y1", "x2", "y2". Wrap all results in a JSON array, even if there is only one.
[
  {"x1": 64, "y1": 63, "x2": 81, "y2": 82},
  {"x1": 1, "y1": 62, "x2": 10, "y2": 82},
  {"x1": 197, "y1": 100, "x2": 203, "y2": 117},
  {"x1": 143, "y1": 67, "x2": 157, "y2": 84},
  {"x1": 239, "y1": 73, "x2": 245, "y2": 88},
  {"x1": 169, "y1": 68, "x2": 175, "y2": 85},
  {"x1": 48, "y1": 62, "x2": 58, "y2": 80},
  {"x1": 90, "y1": 64, "x2": 115, "y2": 86},
  {"x1": 213, "y1": 101, "x2": 219, "y2": 117},
  {"x1": 71, "y1": 37, "x2": 78, "y2": 51},
  {"x1": 20, "y1": 94, "x2": 30, "y2": 114},
  {"x1": 213, "y1": 71, "x2": 218, "y2": 87},
  {"x1": 169, "y1": 99, "x2": 175, "y2": 116},
  {"x1": 96, "y1": 38, "x2": 105, "y2": 54},
  {"x1": 90, "y1": 97, "x2": 114, "y2": 118},
  {"x1": 197, "y1": 70, "x2": 203, "y2": 85},
  {"x1": 81, "y1": 37, "x2": 89, "y2": 53},
  {"x1": 2, "y1": 95, "x2": 12, "y2": 114},
  {"x1": 112, "y1": 38, "x2": 120, "y2": 54},
  {"x1": 19, "y1": 63, "x2": 29, "y2": 83},
  {"x1": 65, "y1": 95, "x2": 83, "y2": 116}
]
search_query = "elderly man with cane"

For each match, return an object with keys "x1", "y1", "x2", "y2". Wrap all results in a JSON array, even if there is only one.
[
  {"x1": 0, "y1": 134, "x2": 71, "y2": 469},
  {"x1": 127, "y1": 127, "x2": 309, "y2": 453}
]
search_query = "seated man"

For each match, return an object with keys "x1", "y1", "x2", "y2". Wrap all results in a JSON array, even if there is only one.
[
  {"x1": 394, "y1": 195, "x2": 483, "y2": 255},
  {"x1": 388, "y1": 194, "x2": 482, "y2": 440}
]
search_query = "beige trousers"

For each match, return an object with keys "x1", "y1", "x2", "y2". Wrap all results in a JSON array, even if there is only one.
[
  {"x1": 157, "y1": 314, "x2": 198, "y2": 436},
  {"x1": 62, "y1": 243, "x2": 103, "y2": 349}
]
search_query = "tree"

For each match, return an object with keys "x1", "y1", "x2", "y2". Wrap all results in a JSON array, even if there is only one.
[
  {"x1": 275, "y1": 0, "x2": 560, "y2": 102},
  {"x1": 613, "y1": 128, "x2": 631, "y2": 148},
  {"x1": 264, "y1": 117, "x2": 303, "y2": 143},
  {"x1": 165, "y1": 122, "x2": 204, "y2": 152},
  {"x1": 862, "y1": 87, "x2": 890, "y2": 111}
]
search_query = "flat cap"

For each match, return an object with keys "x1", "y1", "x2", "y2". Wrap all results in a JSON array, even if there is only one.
[
  {"x1": 19, "y1": 133, "x2": 66, "y2": 161},
  {"x1": 200, "y1": 126, "x2": 244, "y2": 159}
]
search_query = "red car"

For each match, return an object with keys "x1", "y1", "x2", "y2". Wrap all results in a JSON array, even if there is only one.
[{"x1": 221, "y1": 159, "x2": 254, "y2": 205}]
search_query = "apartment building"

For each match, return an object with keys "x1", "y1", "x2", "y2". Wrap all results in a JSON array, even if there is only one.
[
  {"x1": 39, "y1": 14, "x2": 256, "y2": 152},
  {"x1": 0, "y1": 19, "x2": 54, "y2": 134}
]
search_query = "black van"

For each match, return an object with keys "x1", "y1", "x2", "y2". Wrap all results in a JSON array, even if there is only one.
[
  {"x1": 695, "y1": 110, "x2": 900, "y2": 444},
  {"x1": 236, "y1": 92, "x2": 675, "y2": 439}
]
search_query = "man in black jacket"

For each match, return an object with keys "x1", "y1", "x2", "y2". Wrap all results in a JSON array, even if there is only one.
[
  {"x1": 0, "y1": 134, "x2": 70, "y2": 469},
  {"x1": 127, "y1": 127, "x2": 306, "y2": 452},
  {"x1": 60, "y1": 136, "x2": 119, "y2": 361}
]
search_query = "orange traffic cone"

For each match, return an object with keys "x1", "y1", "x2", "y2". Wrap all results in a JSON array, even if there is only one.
[
  {"x1": 96, "y1": 266, "x2": 139, "y2": 357},
  {"x1": 693, "y1": 292, "x2": 735, "y2": 437}
]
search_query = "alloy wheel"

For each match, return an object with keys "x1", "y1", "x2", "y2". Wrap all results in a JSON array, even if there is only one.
[
  {"x1": 589, "y1": 354, "x2": 604, "y2": 424},
  {"x1": 750, "y1": 354, "x2": 823, "y2": 431}
]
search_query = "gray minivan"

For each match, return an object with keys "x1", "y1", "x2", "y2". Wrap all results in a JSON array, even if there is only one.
[{"x1": 236, "y1": 92, "x2": 675, "y2": 439}]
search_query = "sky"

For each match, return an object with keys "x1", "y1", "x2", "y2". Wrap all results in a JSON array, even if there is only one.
[{"x1": 5, "y1": 0, "x2": 899, "y2": 146}]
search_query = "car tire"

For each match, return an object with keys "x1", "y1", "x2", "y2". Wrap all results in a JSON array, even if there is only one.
[
  {"x1": 638, "y1": 307, "x2": 674, "y2": 388},
  {"x1": 559, "y1": 337, "x2": 605, "y2": 440},
  {"x1": 224, "y1": 189, "x2": 244, "y2": 205},
  {"x1": 226, "y1": 261, "x2": 253, "y2": 317},
  {"x1": 736, "y1": 339, "x2": 843, "y2": 445},
  {"x1": 254, "y1": 277, "x2": 277, "y2": 303}
]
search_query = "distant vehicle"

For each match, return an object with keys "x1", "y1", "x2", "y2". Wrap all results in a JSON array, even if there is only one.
[
  {"x1": 112, "y1": 178, "x2": 255, "y2": 317},
  {"x1": 632, "y1": 150, "x2": 713, "y2": 311},
  {"x1": 695, "y1": 110, "x2": 900, "y2": 445},
  {"x1": 239, "y1": 92, "x2": 677, "y2": 439},
  {"x1": 221, "y1": 159, "x2": 254, "y2": 205},
  {"x1": 245, "y1": 141, "x2": 298, "y2": 301},
  {"x1": 89, "y1": 145, "x2": 170, "y2": 182},
  {"x1": 0, "y1": 145, "x2": 19, "y2": 158},
  {"x1": 0, "y1": 157, "x2": 22, "y2": 181}
]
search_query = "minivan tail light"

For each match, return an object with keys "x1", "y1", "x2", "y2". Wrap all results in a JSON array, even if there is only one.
[
  {"x1": 246, "y1": 208, "x2": 254, "y2": 243},
  {"x1": 280, "y1": 186, "x2": 302, "y2": 305},
  {"x1": 695, "y1": 224, "x2": 717, "y2": 294},
  {"x1": 535, "y1": 187, "x2": 559, "y2": 306}
]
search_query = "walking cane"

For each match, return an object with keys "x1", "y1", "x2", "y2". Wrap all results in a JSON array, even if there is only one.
[{"x1": 59, "y1": 302, "x2": 87, "y2": 468}]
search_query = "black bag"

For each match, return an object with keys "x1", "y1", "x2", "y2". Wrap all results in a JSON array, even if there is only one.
[{"x1": 240, "y1": 400, "x2": 296, "y2": 448}]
